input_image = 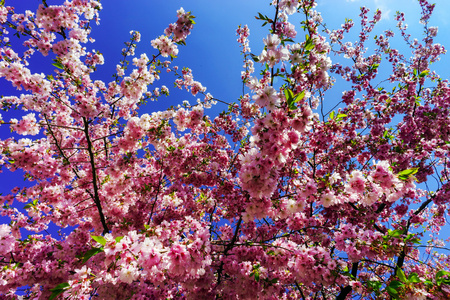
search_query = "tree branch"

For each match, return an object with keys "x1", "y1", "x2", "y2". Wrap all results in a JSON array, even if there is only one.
[{"x1": 83, "y1": 117, "x2": 109, "y2": 234}]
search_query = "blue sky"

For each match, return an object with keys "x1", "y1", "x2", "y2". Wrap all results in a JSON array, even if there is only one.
[
  {"x1": 89, "y1": 0, "x2": 450, "y2": 118},
  {"x1": 4, "y1": 0, "x2": 450, "y2": 114}
]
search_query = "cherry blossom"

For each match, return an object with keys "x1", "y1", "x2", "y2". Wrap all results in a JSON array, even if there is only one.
[{"x1": 0, "y1": 0, "x2": 449, "y2": 299}]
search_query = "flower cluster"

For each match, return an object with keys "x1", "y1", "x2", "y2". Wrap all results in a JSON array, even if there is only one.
[{"x1": 1, "y1": 0, "x2": 449, "y2": 299}]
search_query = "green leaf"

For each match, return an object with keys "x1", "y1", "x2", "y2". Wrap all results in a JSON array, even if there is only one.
[
  {"x1": 329, "y1": 111, "x2": 335, "y2": 120},
  {"x1": 397, "y1": 167, "x2": 419, "y2": 181},
  {"x1": 386, "y1": 280, "x2": 403, "y2": 298},
  {"x1": 52, "y1": 60, "x2": 64, "y2": 70},
  {"x1": 82, "y1": 247, "x2": 104, "y2": 263},
  {"x1": 342, "y1": 271, "x2": 355, "y2": 279},
  {"x1": 436, "y1": 270, "x2": 450, "y2": 286},
  {"x1": 49, "y1": 282, "x2": 70, "y2": 300},
  {"x1": 24, "y1": 199, "x2": 38, "y2": 209},
  {"x1": 101, "y1": 175, "x2": 110, "y2": 185},
  {"x1": 292, "y1": 90, "x2": 305, "y2": 104},
  {"x1": 388, "y1": 229, "x2": 403, "y2": 238},
  {"x1": 0, "y1": 0, "x2": 4, "y2": 7},
  {"x1": 436, "y1": 270, "x2": 450, "y2": 278},
  {"x1": 269, "y1": 278, "x2": 278, "y2": 284},
  {"x1": 50, "y1": 283, "x2": 70, "y2": 291},
  {"x1": 251, "y1": 53, "x2": 260, "y2": 62},
  {"x1": 367, "y1": 280, "x2": 382, "y2": 291},
  {"x1": 284, "y1": 88, "x2": 294, "y2": 102},
  {"x1": 304, "y1": 37, "x2": 314, "y2": 51},
  {"x1": 284, "y1": 88, "x2": 298, "y2": 110},
  {"x1": 386, "y1": 285, "x2": 398, "y2": 296},
  {"x1": 91, "y1": 235, "x2": 106, "y2": 246},
  {"x1": 404, "y1": 233, "x2": 421, "y2": 245},
  {"x1": 389, "y1": 280, "x2": 404, "y2": 289},
  {"x1": 408, "y1": 272, "x2": 421, "y2": 283},
  {"x1": 115, "y1": 236, "x2": 124, "y2": 243},
  {"x1": 424, "y1": 279, "x2": 433, "y2": 286},
  {"x1": 396, "y1": 268, "x2": 407, "y2": 283},
  {"x1": 336, "y1": 113, "x2": 347, "y2": 121},
  {"x1": 419, "y1": 70, "x2": 429, "y2": 78}
]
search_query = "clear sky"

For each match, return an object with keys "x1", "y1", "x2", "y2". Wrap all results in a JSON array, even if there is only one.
[
  {"x1": 4, "y1": 0, "x2": 450, "y2": 114},
  {"x1": 95, "y1": 0, "x2": 450, "y2": 120},
  {"x1": 1, "y1": 0, "x2": 450, "y2": 234}
]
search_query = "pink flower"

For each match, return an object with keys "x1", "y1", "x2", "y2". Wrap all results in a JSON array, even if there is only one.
[
  {"x1": 11, "y1": 113, "x2": 40, "y2": 135},
  {"x1": 119, "y1": 264, "x2": 139, "y2": 284},
  {"x1": 0, "y1": 225, "x2": 15, "y2": 255},
  {"x1": 321, "y1": 191, "x2": 336, "y2": 207},
  {"x1": 263, "y1": 34, "x2": 281, "y2": 50},
  {"x1": 346, "y1": 170, "x2": 366, "y2": 194}
]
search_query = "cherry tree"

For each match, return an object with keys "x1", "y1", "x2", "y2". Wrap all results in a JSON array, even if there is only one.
[{"x1": 0, "y1": 0, "x2": 450, "y2": 299}]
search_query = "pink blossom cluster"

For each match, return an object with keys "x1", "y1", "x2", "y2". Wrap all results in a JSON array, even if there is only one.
[
  {"x1": 164, "y1": 7, "x2": 195, "y2": 43},
  {"x1": 0, "y1": 225, "x2": 15, "y2": 256},
  {"x1": 1, "y1": 0, "x2": 450, "y2": 299},
  {"x1": 258, "y1": 34, "x2": 290, "y2": 68},
  {"x1": 174, "y1": 67, "x2": 206, "y2": 96},
  {"x1": 10, "y1": 113, "x2": 39, "y2": 135},
  {"x1": 150, "y1": 35, "x2": 179, "y2": 58}
]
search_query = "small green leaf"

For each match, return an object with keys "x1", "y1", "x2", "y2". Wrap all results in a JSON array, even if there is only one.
[
  {"x1": 386, "y1": 285, "x2": 398, "y2": 295},
  {"x1": 386, "y1": 280, "x2": 403, "y2": 298},
  {"x1": 52, "y1": 60, "x2": 64, "y2": 70},
  {"x1": 436, "y1": 270, "x2": 450, "y2": 278},
  {"x1": 251, "y1": 53, "x2": 260, "y2": 62},
  {"x1": 329, "y1": 111, "x2": 335, "y2": 119},
  {"x1": 424, "y1": 279, "x2": 433, "y2": 286},
  {"x1": 292, "y1": 90, "x2": 305, "y2": 104},
  {"x1": 82, "y1": 247, "x2": 104, "y2": 263},
  {"x1": 269, "y1": 278, "x2": 278, "y2": 284},
  {"x1": 115, "y1": 236, "x2": 124, "y2": 243},
  {"x1": 342, "y1": 271, "x2": 355, "y2": 279},
  {"x1": 367, "y1": 280, "x2": 382, "y2": 291},
  {"x1": 284, "y1": 88, "x2": 298, "y2": 109},
  {"x1": 50, "y1": 282, "x2": 70, "y2": 291},
  {"x1": 91, "y1": 235, "x2": 106, "y2": 246},
  {"x1": 408, "y1": 272, "x2": 421, "y2": 283},
  {"x1": 49, "y1": 282, "x2": 70, "y2": 300},
  {"x1": 284, "y1": 88, "x2": 294, "y2": 102},
  {"x1": 436, "y1": 270, "x2": 450, "y2": 286},
  {"x1": 388, "y1": 229, "x2": 403, "y2": 238},
  {"x1": 396, "y1": 268, "x2": 407, "y2": 283},
  {"x1": 389, "y1": 280, "x2": 404, "y2": 289},
  {"x1": 0, "y1": 0, "x2": 4, "y2": 7},
  {"x1": 336, "y1": 113, "x2": 347, "y2": 120},
  {"x1": 397, "y1": 167, "x2": 419, "y2": 181},
  {"x1": 304, "y1": 37, "x2": 314, "y2": 51},
  {"x1": 419, "y1": 70, "x2": 429, "y2": 78}
]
